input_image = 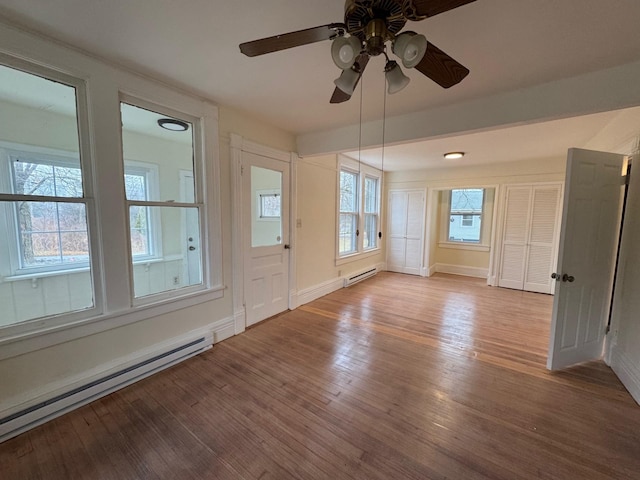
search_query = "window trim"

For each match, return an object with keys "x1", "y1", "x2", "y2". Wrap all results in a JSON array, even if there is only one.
[{"x1": 336, "y1": 155, "x2": 382, "y2": 264}]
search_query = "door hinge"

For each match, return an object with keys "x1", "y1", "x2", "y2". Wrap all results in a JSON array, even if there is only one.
[
  {"x1": 621, "y1": 174, "x2": 629, "y2": 185},
  {"x1": 241, "y1": 165, "x2": 244, "y2": 175}
]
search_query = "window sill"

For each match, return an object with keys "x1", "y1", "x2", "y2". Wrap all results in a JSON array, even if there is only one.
[
  {"x1": 437, "y1": 242, "x2": 490, "y2": 252},
  {"x1": 336, "y1": 248, "x2": 381, "y2": 266}
]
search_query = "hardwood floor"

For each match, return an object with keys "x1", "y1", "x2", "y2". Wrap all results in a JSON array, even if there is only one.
[{"x1": 2, "y1": 272, "x2": 639, "y2": 479}]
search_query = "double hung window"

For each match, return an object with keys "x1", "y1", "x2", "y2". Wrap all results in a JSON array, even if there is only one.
[
  {"x1": 0, "y1": 62, "x2": 97, "y2": 328},
  {"x1": 337, "y1": 157, "x2": 381, "y2": 260},
  {"x1": 447, "y1": 188, "x2": 484, "y2": 243}
]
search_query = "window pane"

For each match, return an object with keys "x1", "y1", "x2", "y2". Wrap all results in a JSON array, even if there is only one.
[
  {"x1": 364, "y1": 213, "x2": 377, "y2": 249},
  {"x1": 0, "y1": 64, "x2": 81, "y2": 196},
  {"x1": 448, "y1": 189, "x2": 484, "y2": 243},
  {"x1": 131, "y1": 206, "x2": 202, "y2": 298},
  {"x1": 449, "y1": 214, "x2": 482, "y2": 242},
  {"x1": 252, "y1": 167, "x2": 282, "y2": 247},
  {"x1": 14, "y1": 201, "x2": 90, "y2": 268},
  {"x1": 260, "y1": 194, "x2": 280, "y2": 218},
  {"x1": 0, "y1": 201, "x2": 94, "y2": 327},
  {"x1": 129, "y1": 205, "x2": 151, "y2": 256},
  {"x1": 120, "y1": 103, "x2": 194, "y2": 203},
  {"x1": 339, "y1": 213, "x2": 357, "y2": 255},
  {"x1": 340, "y1": 170, "x2": 358, "y2": 213},
  {"x1": 364, "y1": 177, "x2": 378, "y2": 214}
]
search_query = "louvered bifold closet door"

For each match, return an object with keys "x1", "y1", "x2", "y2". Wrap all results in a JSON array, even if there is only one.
[
  {"x1": 387, "y1": 191, "x2": 409, "y2": 273},
  {"x1": 404, "y1": 191, "x2": 425, "y2": 275},
  {"x1": 523, "y1": 185, "x2": 562, "y2": 293},
  {"x1": 498, "y1": 186, "x2": 532, "y2": 289}
]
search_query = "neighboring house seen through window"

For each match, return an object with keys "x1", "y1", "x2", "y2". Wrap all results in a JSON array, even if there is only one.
[{"x1": 448, "y1": 188, "x2": 484, "y2": 243}]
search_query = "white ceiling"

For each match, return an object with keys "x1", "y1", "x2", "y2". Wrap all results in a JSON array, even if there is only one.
[{"x1": 1, "y1": 0, "x2": 640, "y2": 168}]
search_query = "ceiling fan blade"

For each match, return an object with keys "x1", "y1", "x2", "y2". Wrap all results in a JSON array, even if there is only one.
[
  {"x1": 330, "y1": 54, "x2": 370, "y2": 104},
  {"x1": 240, "y1": 23, "x2": 346, "y2": 57},
  {"x1": 414, "y1": 42, "x2": 469, "y2": 88},
  {"x1": 411, "y1": 0, "x2": 476, "y2": 18}
]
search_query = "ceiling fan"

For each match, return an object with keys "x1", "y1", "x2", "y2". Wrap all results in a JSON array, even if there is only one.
[{"x1": 239, "y1": 0, "x2": 475, "y2": 103}]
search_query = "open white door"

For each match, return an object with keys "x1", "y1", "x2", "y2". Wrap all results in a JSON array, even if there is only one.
[
  {"x1": 243, "y1": 151, "x2": 290, "y2": 327},
  {"x1": 547, "y1": 148, "x2": 625, "y2": 370}
]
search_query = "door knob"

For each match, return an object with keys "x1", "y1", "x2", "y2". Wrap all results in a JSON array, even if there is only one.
[
  {"x1": 562, "y1": 274, "x2": 575, "y2": 282},
  {"x1": 551, "y1": 272, "x2": 559, "y2": 279},
  {"x1": 189, "y1": 246, "x2": 196, "y2": 251},
  {"x1": 284, "y1": 244, "x2": 290, "y2": 249}
]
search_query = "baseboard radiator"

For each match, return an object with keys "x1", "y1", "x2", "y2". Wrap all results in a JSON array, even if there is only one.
[
  {"x1": 0, "y1": 334, "x2": 212, "y2": 444},
  {"x1": 344, "y1": 267, "x2": 378, "y2": 287}
]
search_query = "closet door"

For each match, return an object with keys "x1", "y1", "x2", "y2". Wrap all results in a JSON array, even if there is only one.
[
  {"x1": 498, "y1": 183, "x2": 562, "y2": 294},
  {"x1": 498, "y1": 186, "x2": 532, "y2": 289},
  {"x1": 387, "y1": 189, "x2": 425, "y2": 275},
  {"x1": 523, "y1": 185, "x2": 562, "y2": 293}
]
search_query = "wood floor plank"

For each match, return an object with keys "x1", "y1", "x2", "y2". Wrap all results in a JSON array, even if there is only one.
[{"x1": 1, "y1": 272, "x2": 639, "y2": 479}]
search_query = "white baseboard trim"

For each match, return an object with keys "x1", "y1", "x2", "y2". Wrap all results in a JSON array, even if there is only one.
[
  {"x1": 434, "y1": 263, "x2": 488, "y2": 279},
  {"x1": 0, "y1": 316, "x2": 233, "y2": 444},
  {"x1": 610, "y1": 346, "x2": 640, "y2": 406},
  {"x1": 427, "y1": 265, "x2": 437, "y2": 277},
  {"x1": 296, "y1": 278, "x2": 344, "y2": 307}
]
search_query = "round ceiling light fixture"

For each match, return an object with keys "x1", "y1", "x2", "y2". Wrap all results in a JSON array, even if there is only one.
[
  {"x1": 157, "y1": 118, "x2": 189, "y2": 131},
  {"x1": 444, "y1": 152, "x2": 465, "y2": 160}
]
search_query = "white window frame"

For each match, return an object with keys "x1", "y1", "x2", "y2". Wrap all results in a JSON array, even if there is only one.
[
  {"x1": 336, "y1": 155, "x2": 382, "y2": 264},
  {"x1": 0, "y1": 57, "x2": 103, "y2": 328},
  {"x1": 120, "y1": 96, "x2": 210, "y2": 305},
  {"x1": 0, "y1": 51, "x2": 223, "y2": 356}
]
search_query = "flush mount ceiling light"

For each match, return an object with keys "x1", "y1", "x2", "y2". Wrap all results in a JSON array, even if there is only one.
[
  {"x1": 444, "y1": 152, "x2": 465, "y2": 160},
  {"x1": 157, "y1": 118, "x2": 189, "y2": 131}
]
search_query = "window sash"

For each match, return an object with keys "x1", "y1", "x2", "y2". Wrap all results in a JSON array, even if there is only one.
[{"x1": 448, "y1": 189, "x2": 484, "y2": 243}]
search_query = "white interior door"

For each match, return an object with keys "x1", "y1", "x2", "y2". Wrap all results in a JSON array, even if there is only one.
[
  {"x1": 243, "y1": 152, "x2": 290, "y2": 327},
  {"x1": 547, "y1": 148, "x2": 625, "y2": 370},
  {"x1": 387, "y1": 189, "x2": 425, "y2": 275}
]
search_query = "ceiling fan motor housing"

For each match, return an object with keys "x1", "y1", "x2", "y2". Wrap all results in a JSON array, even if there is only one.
[{"x1": 345, "y1": 0, "x2": 407, "y2": 46}]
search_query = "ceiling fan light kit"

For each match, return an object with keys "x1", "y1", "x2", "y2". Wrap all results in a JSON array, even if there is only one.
[
  {"x1": 239, "y1": 0, "x2": 476, "y2": 103},
  {"x1": 334, "y1": 66, "x2": 361, "y2": 95},
  {"x1": 331, "y1": 35, "x2": 362, "y2": 69},
  {"x1": 385, "y1": 60, "x2": 411, "y2": 94},
  {"x1": 392, "y1": 31, "x2": 428, "y2": 68}
]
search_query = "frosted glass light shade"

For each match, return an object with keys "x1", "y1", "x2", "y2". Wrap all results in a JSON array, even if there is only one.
[
  {"x1": 331, "y1": 36, "x2": 362, "y2": 70},
  {"x1": 334, "y1": 67, "x2": 360, "y2": 95},
  {"x1": 392, "y1": 32, "x2": 428, "y2": 68},
  {"x1": 385, "y1": 61, "x2": 410, "y2": 94}
]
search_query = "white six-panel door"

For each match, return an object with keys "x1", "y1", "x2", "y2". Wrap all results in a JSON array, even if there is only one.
[{"x1": 547, "y1": 148, "x2": 624, "y2": 370}]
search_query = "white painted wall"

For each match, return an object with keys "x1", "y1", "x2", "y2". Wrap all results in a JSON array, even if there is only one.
[{"x1": 295, "y1": 155, "x2": 385, "y2": 293}]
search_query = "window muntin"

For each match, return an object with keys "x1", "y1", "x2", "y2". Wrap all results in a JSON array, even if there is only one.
[
  {"x1": 339, "y1": 169, "x2": 359, "y2": 255},
  {"x1": 0, "y1": 62, "x2": 96, "y2": 328},
  {"x1": 448, "y1": 188, "x2": 484, "y2": 243},
  {"x1": 120, "y1": 101, "x2": 204, "y2": 300}
]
